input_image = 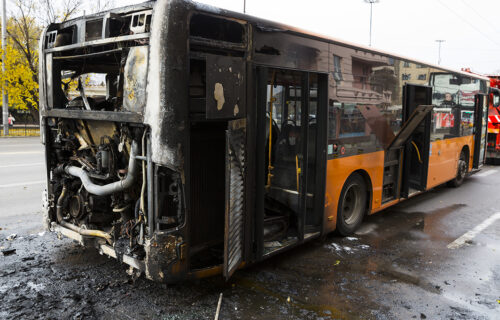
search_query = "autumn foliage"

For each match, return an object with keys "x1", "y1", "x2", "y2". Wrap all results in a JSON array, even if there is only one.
[
  {"x1": 0, "y1": 0, "x2": 83, "y2": 122},
  {"x1": 0, "y1": 28, "x2": 39, "y2": 121}
]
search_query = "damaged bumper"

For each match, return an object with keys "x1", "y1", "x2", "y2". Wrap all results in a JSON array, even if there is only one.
[{"x1": 51, "y1": 222, "x2": 188, "y2": 282}]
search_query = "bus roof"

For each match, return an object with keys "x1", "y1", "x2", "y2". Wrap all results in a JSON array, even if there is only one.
[{"x1": 190, "y1": 0, "x2": 489, "y2": 82}]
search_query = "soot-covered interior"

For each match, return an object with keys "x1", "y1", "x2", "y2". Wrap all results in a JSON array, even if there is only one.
[{"x1": 188, "y1": 58, "x2": 226, "y2": 269}]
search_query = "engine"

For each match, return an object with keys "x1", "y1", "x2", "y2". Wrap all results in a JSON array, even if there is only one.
[{"x1": 46, "y1": 118, "x2": 145, "y2": 251}]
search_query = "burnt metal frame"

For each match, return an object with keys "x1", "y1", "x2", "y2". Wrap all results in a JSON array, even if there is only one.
[
  {"x1": 297, "y1": 72, "x2": 310, "y2": 241},
  {"x1": 254, "y1": 66, "x2": 267, "y2": 259}
]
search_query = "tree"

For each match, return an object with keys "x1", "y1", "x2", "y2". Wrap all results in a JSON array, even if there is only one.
[
  {"x1": 0, "y1": 0, "x2": 83, "y2": 122},
  {"x1": 39, "y1": 0, "x2": 82, "y2": 25},
  {"x1": 0, "y1": 39, "x2": 39, "y2": 121},
  {"x1": 1, "y1": 0, "x2": 118, "y2": 122}
]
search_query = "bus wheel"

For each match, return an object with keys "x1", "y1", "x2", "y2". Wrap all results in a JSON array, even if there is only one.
[
  {"x1": 336, "y1": 173, "x2": 367, "y2": 236},
  {"x1": 448, "y1": 151, "x2": 467, "y2": 188}
]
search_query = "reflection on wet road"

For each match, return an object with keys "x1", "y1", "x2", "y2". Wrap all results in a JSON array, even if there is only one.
[{"x1": 0, "y1": 139, "x2": 499, "y2": 319}]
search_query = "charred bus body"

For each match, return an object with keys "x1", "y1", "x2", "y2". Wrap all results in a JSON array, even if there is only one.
[{"x1": 40, "y1": 0, "x2": 488, "y2": 282}]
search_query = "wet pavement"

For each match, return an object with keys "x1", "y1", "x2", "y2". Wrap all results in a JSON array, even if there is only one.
[{"x1": 1, "y1": 138, "x2": 499, "y2": 319}]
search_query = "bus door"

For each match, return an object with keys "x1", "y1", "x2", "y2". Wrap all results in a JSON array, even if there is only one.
[
  {"x1": 473, "y1": 94, "x2": 488, "y2": 168},
  {"x1": 401, "y1": 84, "x2": 433, "y2": 197},
  {"x1": 255, "y1": 67, "x2": 327, "y2": 258},
  {"x1": 383, "y1": 103, "x2": 434, "y2": 201}
]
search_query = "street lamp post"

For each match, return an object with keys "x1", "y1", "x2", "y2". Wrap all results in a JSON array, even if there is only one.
[
  {"x1": 436, "y1": 40, "x2": 445, "y2": 65},
  {"x1": 243, "y1": 0, "x2": 246, "y2": 13},
  {"x1": 1, "y1": 0, "x2": 7, "y2": 136},
  {"x1": 364, "y1": 0, "x2": 379, "y2": 47}
]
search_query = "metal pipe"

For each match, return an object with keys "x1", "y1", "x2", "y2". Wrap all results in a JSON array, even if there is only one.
[
  {"x1": 2, "y1": 0, "x2": 8, "y2": 136},
  {"x1": 56, "y1": 185, "x2": 68, "y2": 223},
  {"x1": 65, "y1": 140, "x2": 139, "y2": 196},
  {"x1": 60, "y1": 221, "x2": 112, "y2": 240},
  {"x1": 147, "y1": 135, "x2": 154, "y2": 235}
]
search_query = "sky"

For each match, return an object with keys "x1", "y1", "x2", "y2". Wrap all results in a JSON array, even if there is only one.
[{"x1": 113, "y1": 0, "x2": 500, "y2": 74}]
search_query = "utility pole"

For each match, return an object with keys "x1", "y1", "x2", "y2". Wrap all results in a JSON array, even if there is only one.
[
  {"x1": 436, "y1": 40, "x2": 445, "y2": 65},
  {"x1": 2, "y1": 0, "x2": 7, "y2": 136},
  {"x1": 364, "y1": 0, "x2": 379, "y2": 47}
]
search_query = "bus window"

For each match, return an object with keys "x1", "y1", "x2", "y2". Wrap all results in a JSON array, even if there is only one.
[
  {"x1": 327, "y1": 102, "x2": 385, "y2": 157},
  {"x1": 430, "y1": 73, "x2": 484, "y2": 139},
  {"x1": 493, "y1": 92, "x2": 500, "y2": 108}
]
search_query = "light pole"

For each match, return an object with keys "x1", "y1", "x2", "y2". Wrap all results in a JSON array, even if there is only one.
[
  {"x1": 243, "y1": 0, "x2": 246, "y2": 13},
  {"x1": 436, "y1": 40, "x2": 445, "y2": 65},
  {"x1": 1, "y1": 0, "x2": 7, "y2": 136},
  {"x1": 364, "y1": 0, "x2": 379, "y2": 47}
]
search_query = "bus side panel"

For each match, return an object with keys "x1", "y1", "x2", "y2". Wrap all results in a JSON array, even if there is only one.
[
  {"x1": 324, "y1": 151, "x2": 384, "y2": 233},
  {"x1": 426, "y1": 135, "x2": 473, "y2": 189}
]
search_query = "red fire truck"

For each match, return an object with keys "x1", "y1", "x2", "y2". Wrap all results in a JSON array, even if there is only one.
[{"x1": 486, "y1": 76, "x2": 500, "y2": 163}]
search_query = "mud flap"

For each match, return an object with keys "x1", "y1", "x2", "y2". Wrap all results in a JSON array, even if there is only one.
[{"x1": 223, "y1": 119, "x2": 246, "y2": 279}]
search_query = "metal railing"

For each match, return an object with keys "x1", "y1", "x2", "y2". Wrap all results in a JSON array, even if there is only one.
[{"x1": 0, "y1": 124, "x2": 40, "y2": 136}]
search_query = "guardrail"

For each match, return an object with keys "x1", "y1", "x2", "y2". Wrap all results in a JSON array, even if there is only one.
[{"x1": 0, "y1": 124, "x2": 40, "y2": 137}]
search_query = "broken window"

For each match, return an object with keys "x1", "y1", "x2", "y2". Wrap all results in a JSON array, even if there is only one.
[
  {"x1": 190, "y1": 14, "x2": 244, "y2": 44},
  {"x1": 85, "y1": 19, "x2": 103, "y2": 41}
]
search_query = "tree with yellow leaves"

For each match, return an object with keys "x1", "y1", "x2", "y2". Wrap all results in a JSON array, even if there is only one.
[
  {"x1": 0, "y1": 40, "x2": 39, "y2": 121},
  {"x1": 0, "y1": 0, "x2": 83, "y2": 122}
]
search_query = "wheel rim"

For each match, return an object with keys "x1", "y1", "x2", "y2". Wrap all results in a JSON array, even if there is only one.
[
  {"x1": 457, "y1": 152, "x2": 467, "y2": 181},
  {"x1": 458, "y1": 159, "x2": 466, "y2": 180},
  {"x1": 342, "y1": 183, "x2": 363, "y2": 225}
]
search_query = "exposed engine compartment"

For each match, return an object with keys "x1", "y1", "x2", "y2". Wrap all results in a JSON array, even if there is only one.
[{"x1": 45, "y1": 118, "x2": 149, "y2": 258}]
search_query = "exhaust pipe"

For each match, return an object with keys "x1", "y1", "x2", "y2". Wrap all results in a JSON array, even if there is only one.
[{"x1": 65, "y1": 140, "x2": 139, "y2": 196}]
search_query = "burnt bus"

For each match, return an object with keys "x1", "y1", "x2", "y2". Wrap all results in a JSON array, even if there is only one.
[{"x1": 39, "y1": 0, "x2": 488, "y2": 282}]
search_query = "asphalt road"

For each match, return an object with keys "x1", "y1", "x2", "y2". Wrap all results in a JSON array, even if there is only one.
[
  {"x1": 0, "y1": 137, "x2": 499, "y2": 319},
  {"x1": 0, "y1": 137, "x2": 45, "y2": 235}
]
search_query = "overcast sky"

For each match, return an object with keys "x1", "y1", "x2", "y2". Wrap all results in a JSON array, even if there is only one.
[{"x1": 116, "y1": 0, "x2": 500, "y2": 74}]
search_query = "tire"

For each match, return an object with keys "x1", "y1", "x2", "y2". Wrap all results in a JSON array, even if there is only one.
[
  {"x1": 448, "y1": 151, "x2": 467, "y2": 188},
  {"x1": 336, "y1": 173, "x2": 368, "y2": 236}
]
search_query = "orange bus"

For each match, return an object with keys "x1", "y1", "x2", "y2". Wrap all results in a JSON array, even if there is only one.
[{"x1": 39, "y1": 0, "x2": 489, "y2": 282}]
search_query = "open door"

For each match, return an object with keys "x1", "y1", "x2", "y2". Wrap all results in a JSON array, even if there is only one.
[
  {"x1": 254, "y1": 67, "x2": 325, "y2": 259},
  {"x1": 380, "y1": 104, "x2": 433, "y2": 202},
  {"x1": 401, "y1": 84, "x2": 432, "y2": 196},
  {"x1": 387, "y1": 105, "x2": 434, "y2": 151},
  {"x1": 223, "y1": 119, "x2": 246, "y2": 279},
  {"x1": 473, "y1": 94, "x2": 488, "y2": 169}
]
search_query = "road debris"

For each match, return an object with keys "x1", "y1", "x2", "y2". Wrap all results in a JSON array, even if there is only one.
[
  {"x1": 214, "y1": 293, "x2": 223, "y2": 320},
  {"x1": 1, "y1": 241, "x2": 16, "y2": 256},
  {"x1": 6, "y1": 234, "x2": 17, "y2": 241}
]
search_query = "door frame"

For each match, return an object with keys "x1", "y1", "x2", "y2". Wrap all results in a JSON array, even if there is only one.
[
  {"x1": 254, "y1": 66, "x2": 327, "y2": 259},
  {"x1": 473, "y1": 93, "x2": 488, "y2": 169},
  {"x1": 401, "y1": 84, "x2": 433, "y2": 196}
]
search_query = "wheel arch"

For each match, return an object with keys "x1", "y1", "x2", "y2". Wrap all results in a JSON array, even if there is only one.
[
  {"x1": 461, "y1": 144, "x2": 470, "y2": 170},
  {"x1": 349, "y1": 169, "x2": 373, "y2": 215}
]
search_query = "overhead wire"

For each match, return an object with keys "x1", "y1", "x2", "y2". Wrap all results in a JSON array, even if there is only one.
[
  {"x1": 459, "y1": 0, "x2": 499, "y2": 34},
  {"x1": 436, "y1": 0, "x2": 500, "y2": 48}
]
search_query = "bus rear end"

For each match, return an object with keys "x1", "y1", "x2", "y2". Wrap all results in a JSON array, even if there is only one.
[
  {"x1": 39, "y1": 1, "x2": 189, "y2": 282},
  {"x1": 40, "y1": 0, "x2": 252, "y2": 283}
]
